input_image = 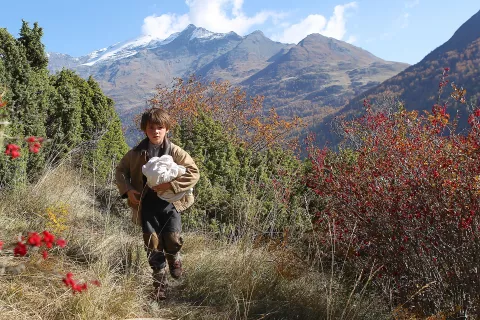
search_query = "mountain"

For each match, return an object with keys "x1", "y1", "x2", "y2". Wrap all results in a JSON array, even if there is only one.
[
  {"x1": 47, "y1": 24, "x2": 409, "y2": 143},
  {"x1": 49, "y1": 25, "x2": 247, "y2": 112},
  {"x1": 333, "y1": 10, "x2": 480, "y2": 135},
  {"x1": 196, "y1": 30, "x2": 295, "y2": 83},
  {"x1": 241, "y1": 33, "x2": 408, "y2": 119}
]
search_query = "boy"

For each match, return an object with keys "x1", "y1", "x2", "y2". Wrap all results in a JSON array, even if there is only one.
[{"x1": 115, "y1": 108, "x2": 200, "y2": 301}]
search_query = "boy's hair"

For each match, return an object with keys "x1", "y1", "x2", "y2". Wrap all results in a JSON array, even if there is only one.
[{"x1": 140, "y1": 108, "x2": 172, "y2": 131}]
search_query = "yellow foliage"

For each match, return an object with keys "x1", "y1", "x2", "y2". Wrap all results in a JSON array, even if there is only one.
[
  {"x1": 44, "y1": 203, "x2": 70, "y2": 234},
  {"x1": 450, "y1": 82, "x2": 467, "y2": 103}
]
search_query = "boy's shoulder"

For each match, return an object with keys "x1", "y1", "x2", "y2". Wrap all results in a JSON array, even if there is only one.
[
  {"x1": 170, "y1": 142, "x2": 185, "y2": 154},
  {"x1": 170, "y1": 142, "x2": 193, "y2": 158}
]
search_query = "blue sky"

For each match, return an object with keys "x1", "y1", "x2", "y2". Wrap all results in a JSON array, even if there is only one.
[{"x1": 2, "y1": 0, "x2": 479, "y2": 65}]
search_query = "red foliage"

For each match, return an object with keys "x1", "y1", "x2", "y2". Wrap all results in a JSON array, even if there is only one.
[
  {"x1": 306, "y1": 75, "x2": 480, "y2": 315},
  {"x1": 1, "y1": 231, "x2": 98, "y2": 294},
  {"x1": 55, "y1": 238, "x2": 67, "y2": 248}
]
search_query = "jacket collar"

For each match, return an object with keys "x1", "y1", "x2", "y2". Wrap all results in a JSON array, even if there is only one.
[
  {"x1": 133, "y1": 137, "x2": 150, "y2": 152},
  {"x1": 133, "y1": 137, "x2": 172, "y2": 155}
]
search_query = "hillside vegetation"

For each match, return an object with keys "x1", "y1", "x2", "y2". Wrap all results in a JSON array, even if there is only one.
[
  {"x1": 0, "y1": 21, "x2": 128, "y2": 187},
  {"x1": 2, "y1": 20, "x2": 480, "y2": 320}
]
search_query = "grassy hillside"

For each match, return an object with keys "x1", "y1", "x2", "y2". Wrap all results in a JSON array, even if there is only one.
[{"x1": 0, "y1": 163, "x2": 387, "y2": 320}]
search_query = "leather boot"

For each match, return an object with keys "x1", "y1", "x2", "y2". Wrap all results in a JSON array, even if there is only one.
[
  {"x1": 166, "y1": 253, "x2": 183, "y2": 279},
  {"x1": 151, "y1": 268, "x2": 167, "y2": 301}
]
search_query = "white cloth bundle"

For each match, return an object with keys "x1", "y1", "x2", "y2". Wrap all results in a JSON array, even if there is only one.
[{"x1": 142, "y1": 155, "x2": 192, "y2": 203}]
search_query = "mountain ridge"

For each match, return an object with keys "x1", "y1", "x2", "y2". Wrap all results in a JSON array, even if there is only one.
[
  {"x1": 313, "y1": 9, "x2": 480, "y2": 147},
  {"x1": 47, "y1": 24, "x2": 409, "y2": 145}
]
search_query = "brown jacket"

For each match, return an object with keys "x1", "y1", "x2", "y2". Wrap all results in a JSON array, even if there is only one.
[{"x1": 115, "y1": 137, "x2": 200, "y2": 225}]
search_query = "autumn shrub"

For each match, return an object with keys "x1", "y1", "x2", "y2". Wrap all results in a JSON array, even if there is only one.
[
  {"x1": 306, "y1": 69, "x2": 480, "y2": 317},
  {"x1": 148, "y1": 77, "x2": 312, "y2": 239},
  {"x1": 149, "y1": 76, "x2": 303, "y2": 152}
]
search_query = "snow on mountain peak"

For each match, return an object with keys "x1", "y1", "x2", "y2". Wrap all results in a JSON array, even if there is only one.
[
  {"x1": 81, "y1": 25, "x2": 228, "y2": 66},
  {"x1": 190, "y1": 28, "x2": 213, "y2": 40},
  {"x1": 82, "y1": 35, "x2": 162, "y2": 66}
]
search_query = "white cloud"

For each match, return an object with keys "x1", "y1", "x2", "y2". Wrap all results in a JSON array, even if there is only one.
[
  {"x1": 346, "y1": 35, "x2": 357, "y2": 44},
  {"x1": 272, "y1": 2, "x2": 358, "y2": 44},
  {"x1": 142, "y1": 13, "x2": 190, "y2": 38},
  {"x1": 185, "y1": 0, "x2": 277, "y2": 34},
  {"x1": 324, "y1": 2, "x2": 357, "y2": 39},
  {"x1": 231, "y1": 0, "x2": 244, "y2": 16},
  {"x1": 141, "y1": 0, "x2": 357, "y2": 44},
  {"x1": 142, "y1": 0, "x2": 282, "y2": 39},
  {"x1": 273, "y1": 15, "x2": 327, "y2": 44},
  {"x1": 397, "y1": 0, "x2": 418, "y2": 30}
]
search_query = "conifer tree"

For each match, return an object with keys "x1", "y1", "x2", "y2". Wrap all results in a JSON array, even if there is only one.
[
  {"x1": 0, "y1": 28, "x2": 32, "y2": 185},
  {"x1": 1, "y1": 22, "x2": 129, "y2": 188},
  {"x1": 79, "y1": 76, "x2": 129, "y2": 182},
  {"x1": 47, "y1": 69, "x2": 83, "y2": 157},
  {"x1": 18, "y1": 20, "x2": 49, "y2": 70}
]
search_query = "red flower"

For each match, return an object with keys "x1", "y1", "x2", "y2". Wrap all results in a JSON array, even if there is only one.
[
  {"x1": 29, "y1": 146, "x2": 39, "y2": 153},
  {"x1": 29, "y1": 142, "x2": 42, "y2": 153},
  {"x1": 56, "y1": 238, "x2": 67, "y2": 248},
  {"x1": 42, "y1": 231, "x2": 55, "y2": 248},
  {"x1": 5, "y1": 144, "x2": 21, "y2": 159},
  {"x1": 0, "y1": 240, "x2": 3, "y2": 250},
  {"x1": 27, "y1": 232, "x2": 42, "y2": 247},
  {"x1": 63, "y1": 272, "x2": 75, "y2": 287},
  {"x1": 91, "y1": 280, "x2": 101, "y2": 287},
  {"x1": 72, "y1": 283, "x2": 88, "y2": 293},
  {"x1": 26, "y1": 137, "x2": 43, "y2": 153},
  {"x1": 475, "y1": 109, "x2": 480, "y2": 117},
  {"x1": 42, "y1": 250, "x2": 48, "y2": 259},
  {"x1": 14, "y1": 242, "x2": 28, "y2": 256},
  {"x1": 63, "y1": 272, "x2": 89, "y2": 293}
]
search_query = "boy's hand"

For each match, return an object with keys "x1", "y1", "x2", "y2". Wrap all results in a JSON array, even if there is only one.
[
  {"x1": 151, "y1": 182, "x2": 172, "y2": 193},
  {"x1": 127, "y1": 189, "x2": 141, "y2": 205}
]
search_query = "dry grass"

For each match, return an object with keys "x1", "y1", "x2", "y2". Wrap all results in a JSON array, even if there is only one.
[
  {"x1": 0, "y1": 164, "x2": 157, "y2": 320},
  {"x1": 165, "y1": 234, "x2": 388, "y2": 320},
  {"x1": 0, "y1": 163, "x2": 389, "y2": 319}
]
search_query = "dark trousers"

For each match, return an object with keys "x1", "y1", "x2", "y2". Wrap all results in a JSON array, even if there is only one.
[{"x1": 141, "y1": 189, "x2": 183, "y2": 270}]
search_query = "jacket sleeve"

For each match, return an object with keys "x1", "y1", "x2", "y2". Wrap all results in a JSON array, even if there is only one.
[
  {"x1": 115, "y1": 149, "x2": 134, "y2": 198},
  {"x1": 170, "y1": 145, "x2": 200, "y2": 194}
]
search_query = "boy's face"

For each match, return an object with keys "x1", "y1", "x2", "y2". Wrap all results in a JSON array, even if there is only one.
[{"x1": 145, "y1": 121, "x2": 168, "y2": 145}]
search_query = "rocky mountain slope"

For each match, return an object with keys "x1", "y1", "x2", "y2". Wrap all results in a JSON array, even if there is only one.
[
  {"x1": 48, "y1": 24, "x2": 408, "y2": 141},
  {"x1": 334, "y1": 10, "x2": 480, "y2": 133}
]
